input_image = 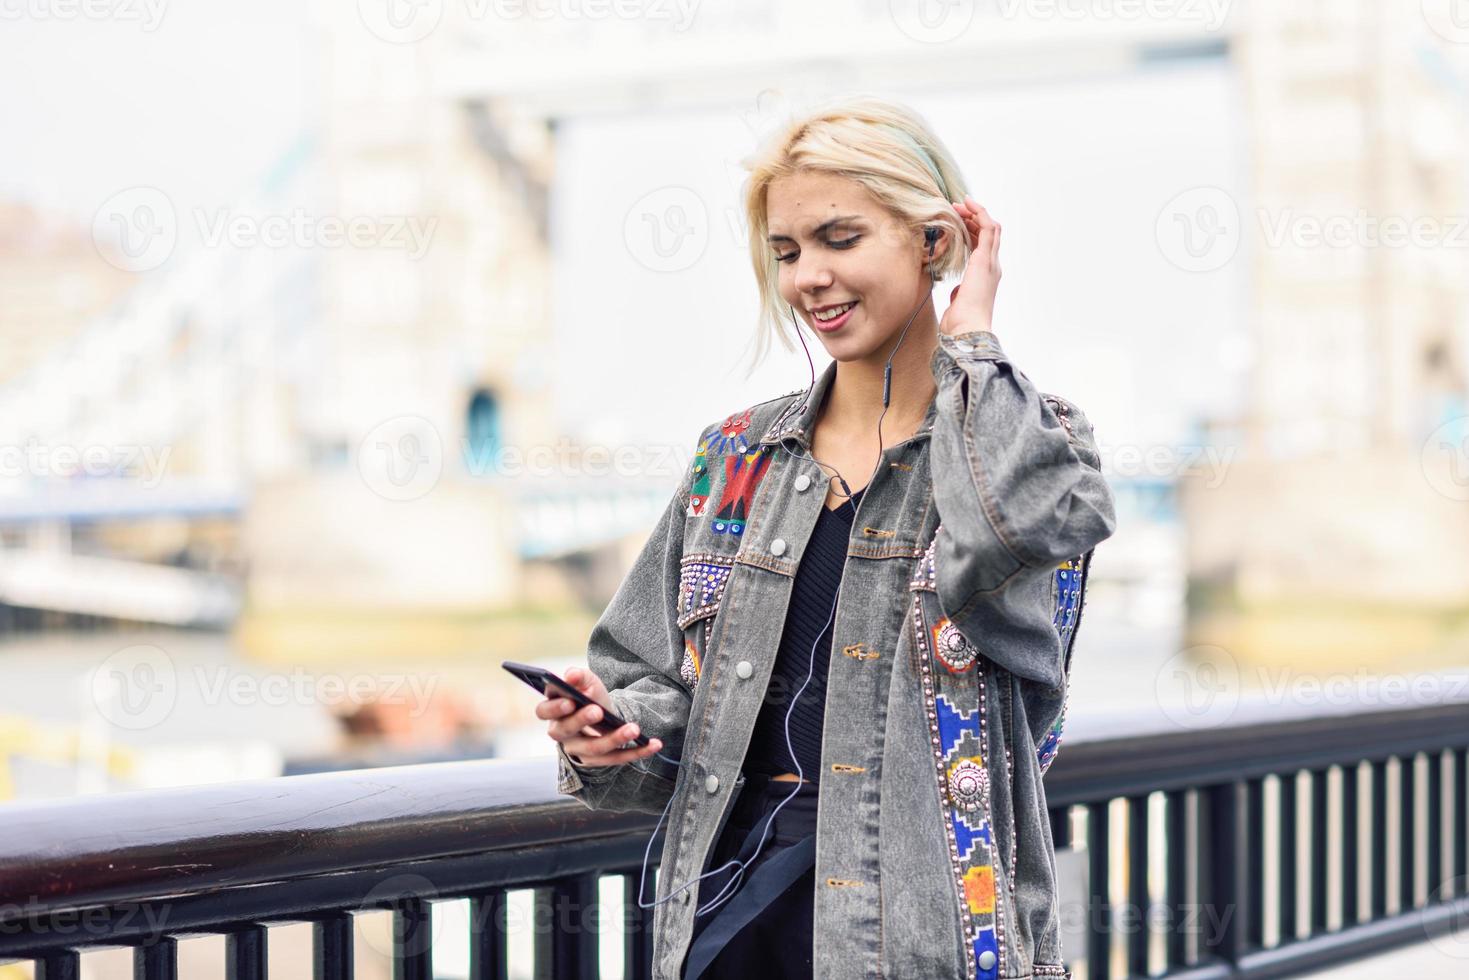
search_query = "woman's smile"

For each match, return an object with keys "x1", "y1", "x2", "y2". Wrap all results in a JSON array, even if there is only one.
[{"x1": 810, "y1": 300, "x2": 859, "y2": 332}]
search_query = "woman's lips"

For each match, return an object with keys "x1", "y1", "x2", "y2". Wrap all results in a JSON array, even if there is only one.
[{"x1": 811, "y1": 302, "x2": 857, "y2": 332}]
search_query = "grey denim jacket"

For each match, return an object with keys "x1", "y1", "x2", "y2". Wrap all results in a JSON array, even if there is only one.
[{"x1": 556, "y1": 329, "x2": 1117, "y2": 979}]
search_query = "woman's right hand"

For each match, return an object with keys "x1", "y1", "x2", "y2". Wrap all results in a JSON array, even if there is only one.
[{"x1": 538, "y1": 665, "x2": 664, "y2": 766}]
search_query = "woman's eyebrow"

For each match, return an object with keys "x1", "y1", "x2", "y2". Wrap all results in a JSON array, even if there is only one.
[{"x1": 767, "y1": 215, "x2": 865, "y2": 243}]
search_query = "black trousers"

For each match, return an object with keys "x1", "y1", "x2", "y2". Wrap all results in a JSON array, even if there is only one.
[{"x1": 682, "y1": 772, "x2": 819, "y2": 979}]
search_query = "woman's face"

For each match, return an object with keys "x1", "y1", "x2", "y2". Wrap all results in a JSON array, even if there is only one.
[{"x1": 766, "y1": 171, "x2": 935, "y2": 361}]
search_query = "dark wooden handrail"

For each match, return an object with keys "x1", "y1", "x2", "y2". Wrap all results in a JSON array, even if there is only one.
[{"x1": 1, "y1": 690, "x2": 1467, "y2": 977}]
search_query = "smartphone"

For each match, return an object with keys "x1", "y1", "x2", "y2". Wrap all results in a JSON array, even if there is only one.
[{"x1": 501, "y1": 660, "x2": 651, "y2": 748}]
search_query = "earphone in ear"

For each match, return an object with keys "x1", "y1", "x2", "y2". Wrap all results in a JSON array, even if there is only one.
[{"x1": 924, "y1": 226, "x2": 941, "y2": 281}]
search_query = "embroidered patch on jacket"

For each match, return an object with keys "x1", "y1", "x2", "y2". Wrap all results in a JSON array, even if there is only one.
[
  {"x1": 932, "y1": 616, "x2": 979, "y2": 674},
  {"x1": 711, "y1": 446, "x2": 772, "y2": 536},
  {"x1": 914, "y1": 594, "x2": 1004, "y2": 980},
  {"x1": 708, "y1": 408, "x2": 754, "y2": 456},
  {"x1": 1052, "y1": 556, "x2": 1083, "y2": 643},
  {"x1": 688, "y1": 435, "x2": 712, "y2": 517},
  {"x1": 1037, "y1": 555, "x2": 1085, "y2": 774},
  {"x1": 676, "y1": 555, "x2": 734, "y2": 629},
  {"x1": 680, "y1": 637, "x2": 701, "y2": 688},
  {"x1": 909, "y1": 522, "x2": 940, "y2": 592},
  {"x1": 1042, "y1": 394, "x2": 1075, "y2": 444}
]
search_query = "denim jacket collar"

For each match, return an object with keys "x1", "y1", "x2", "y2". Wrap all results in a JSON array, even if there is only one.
[{"x1": 756, "y1": 342, "x2": 955, "y2": 449}]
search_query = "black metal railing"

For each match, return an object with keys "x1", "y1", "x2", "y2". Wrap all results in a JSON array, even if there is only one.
[
  {"x1": 1, "y1": 697, "x2": 1467, "y2": 978},
  {"x1": 1049, "y1": 695, "x2": 1469, "y2": 978}
]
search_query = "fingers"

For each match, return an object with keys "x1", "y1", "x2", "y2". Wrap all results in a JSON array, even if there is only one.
[
  {"x1": 951, "y1": 199, "x2": 984, "y2": 251},
  {"x1": 564, "y1": 722, "x2": 664, "y2": 763},
  {"x1": 568, "y1": 737, "x2": 664, "y2": 768},
  {"x1": 546, "y1": 698, "x2": 606, "y2": 739}
]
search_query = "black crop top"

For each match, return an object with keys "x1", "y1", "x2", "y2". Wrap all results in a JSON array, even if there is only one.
[{"x1": 742, "y1": 486, "x2": 865, "y2": 784}]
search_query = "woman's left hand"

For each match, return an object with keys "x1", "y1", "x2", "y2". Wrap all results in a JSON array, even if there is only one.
[{"x1": 938, "y1": 195, "x2": 1001, "y2": 337}]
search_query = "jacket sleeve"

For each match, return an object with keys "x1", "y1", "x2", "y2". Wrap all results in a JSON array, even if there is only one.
[
  {"x1": 927, "y1": 329, "x2": 1117, "y2": 688},
  {"x1": 554, "y1": 424, "x2": 706, "y2": 814}
]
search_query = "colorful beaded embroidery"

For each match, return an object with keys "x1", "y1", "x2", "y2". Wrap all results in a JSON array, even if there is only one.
[
  {"x1": 933, "y1": 616, "x2": 979, "y2": 674},
  {"x1": 707, "y1": 408, "x2": 753, "y2": 456},
  {"x1": 680, "y1": 637, "x2": 701, "y2": 688},
  {"x1": 711, "y1": 446, "x2": 772, "y2": 536},
  {"x1": 1036, "y1": 555, "x2": 1086, "y2": 775},
  {"x1": 676, "y1": 556, "x2": 734, "y2": 629},
  {"x1": 687, "y1": 436, "x2": 712, "y2": 517},
  {"x1": 912, "y1": 581, "x2": 1004, "y2": 980}
]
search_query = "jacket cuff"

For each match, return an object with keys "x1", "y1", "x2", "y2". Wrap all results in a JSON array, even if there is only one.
[
  {"x1": 932, "y1": 329, "x2": 1005, "y2": 372},
  {"x1": 554, "y1": 688, "x2": 646, "y2": 798},
  {"x1": 556, "y1": 740, "x2": 619, "y2": 796}
]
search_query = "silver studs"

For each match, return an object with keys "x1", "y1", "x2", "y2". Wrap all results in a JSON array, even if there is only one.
[{"x1": 948, "y1": 759, "x2": 989, "y2": 811}]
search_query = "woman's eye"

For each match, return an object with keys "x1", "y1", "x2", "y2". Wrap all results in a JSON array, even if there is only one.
[{"x1": 774, "y1": 236, "x2": 860, "y2": 264}]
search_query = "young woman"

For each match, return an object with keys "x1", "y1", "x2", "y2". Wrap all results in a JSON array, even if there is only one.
[{"x1": 540, "y1": 95, "x2": 1116, "y2": 980}]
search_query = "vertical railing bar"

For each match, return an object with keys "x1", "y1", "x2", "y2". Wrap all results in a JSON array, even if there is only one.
[
  {"x1": 1126, "y1": 794, "x2": 1149, "y2": 977},
  {"x1": 394, "y1": 897, "x2": 433, "y2": 980},
  {"x1": 35, "y1": 951, "x2": 81, "y2": 980},
  {"x1": 541, "y1": 876, "x2": 598, "y2": 980},
  {"x1": 1086, "y1": 800, "x2": 1112, "y2": 980},
  {"x1": 1457, "y1": 749, "x2": 1469, "y2": 887},
  {"x1": 1400, "y1": 753, "x2": 1418, "y2": 913},
  {"x1": 1202, "y1": 780, "x2": 1249, "y2": 965},
  {"x1": 1246, "y1": 777, "x2": 1266, "y2": 948},
  {"x1": 312, "y1": 912, "x2": 354, "y2": 980},
  {"x1": 1279, "y1": 770, "x2": 1299, "y2": 944},
  {"x1": 1050, "y1": 804, "x2": 1072, "y2": 849},
  {"x1": 133, "y1": 936, "x2": 177, "y2": 980},
  {"x1": 226, "y1": 923, "x2": 268, "y2": 980},
  {"x1": 1341, "y1": 761, "x2": 1360, "y2": 929},
  {"x1": 1165, "y1": 790, "x2": 1188, "y2": 969},
  {"x1": 1370, "y1": 758, "x2": 1389, "y2": 920},
  {"x1": 1427, "y1": 749, "x2": 1444, "y2": 903},
  {"x1": 470, "y1": 891, "x2": 509, "y2": 980},
  {"x1": 1309, "y1": 767, "x2": 1330, "y2": 934}
]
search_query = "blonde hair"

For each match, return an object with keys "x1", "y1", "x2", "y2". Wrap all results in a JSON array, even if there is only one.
[{"x1": 735, "y1": 93, "x2": 971, "y2": 379}]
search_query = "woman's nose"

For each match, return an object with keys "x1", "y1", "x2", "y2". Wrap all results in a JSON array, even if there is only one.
[{"x1": 792, "y1": 257, "x2": 832, "y2": 294}]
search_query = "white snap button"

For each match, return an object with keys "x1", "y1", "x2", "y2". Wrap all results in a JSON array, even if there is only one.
[
  {"x1": 736, "y1": 660, "x2": 753, "y2": 679},
  {"x1": 977, "y1": 950, "x2": 996, "y2": 970},
  {"x1": 770, "y1": 538, "x2": 787, "y2": 556},
  {"x1": 794, "y1": 474, "x2": 811, "y2": 492},
  {"x1": 705, "y1": 774, "x2": 719, "y2": 793}
]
